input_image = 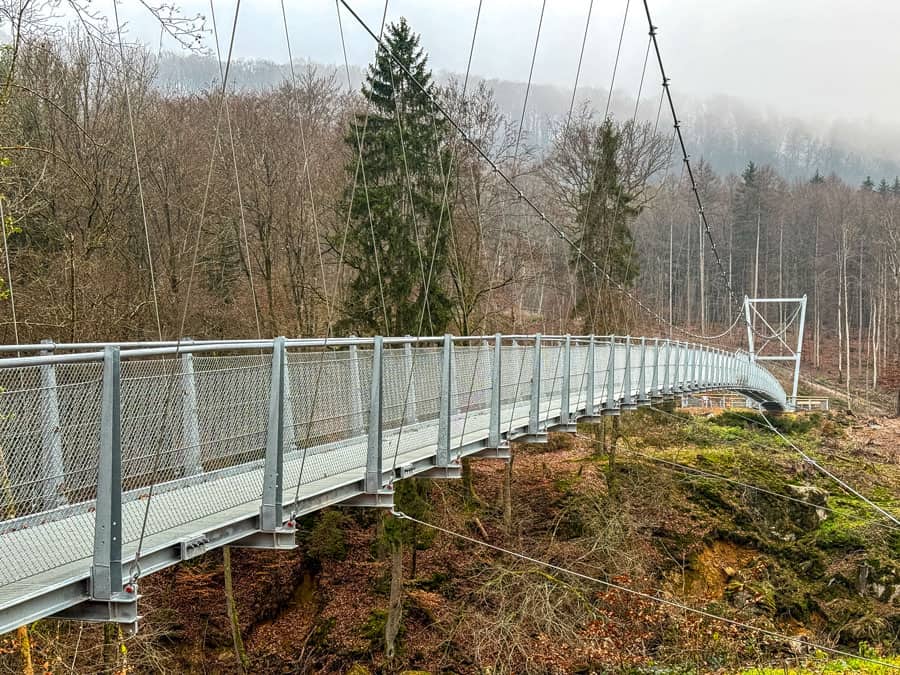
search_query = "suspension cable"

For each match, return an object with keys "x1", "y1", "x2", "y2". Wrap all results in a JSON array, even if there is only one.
[
  {"x1": 0, "y1": 198, "x2": 18, "y2": 349},
  {"x1": 290, "y1": 0, "x2": 392, "y2": 507},
  {"x1": 112, "y1": 1, "x2": 162, "y2": 340},
  {"x1": 337, "y1": 0, "x2": 731, "y2": 343},
  {"x1": 729, "y1": 409, "x2": 900, "y2": 528},
  {"x1": 209, "y1": 0, "x2": 262, "y2": 340},
  {"x1": 336, "y1": 0, "x2": 391, "y2": 335},
  {"x1": 641, "y1": 0, "x2": 744, "y2": 330},
  {"x1": 640, "y1": 406, "x2": 900, "y2": 532},
  {"x1": 390, "y1": 510, "x2": 900, "y2": 670},
  {"x1": 130, "y1": 0, "x2": 242, "y2": 582}
]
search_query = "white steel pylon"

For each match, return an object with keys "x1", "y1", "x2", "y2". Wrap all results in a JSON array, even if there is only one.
[{"x1": 744, "y1": 295, "x2": 807, "y2": 408}]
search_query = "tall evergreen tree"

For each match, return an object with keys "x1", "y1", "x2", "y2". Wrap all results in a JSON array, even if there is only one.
[
  {"x1": 339, "y1": 18, "x2": 452, "y2": 336},
  {"x1": 571, "y1": 119, "x2": 639, "y2": 331},
  {"x1": 861, "y1": 175, "x2": 875, "y2": 191}
]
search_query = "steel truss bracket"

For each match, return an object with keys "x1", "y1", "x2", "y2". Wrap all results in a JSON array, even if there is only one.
[
  {"x1": 547, "y1": 423, "x2": 578, "y2": 434},
  {"x1": 515, "y1": 432, "x2": 549, "y2": 444},
  {"x1": 471, "y1": 445, "x2": 511, "y2": 460},
  {"x1": 344, "y1": 489, "x2": 395, "y2": 509},
  {"x1": 401, "y1": 463, "x2": 462, "y2": 480},
  {"x1": 51, "y1": 589, "x2": 140, "y2": 633},
  {"x1": 232, "y1": 526, "x2": 297, "y2": 550}
]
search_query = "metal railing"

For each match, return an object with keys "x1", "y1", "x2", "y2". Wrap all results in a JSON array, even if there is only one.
[{"x1": 0, "y1": 333, "x2": 786, "y2": 633}]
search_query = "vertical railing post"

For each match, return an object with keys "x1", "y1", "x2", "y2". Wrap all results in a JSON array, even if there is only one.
[
  {"x1": 365, "y1": 336, "x2": 384, "y2": 494},
  {"x1": 403, "y1": 336, "x2": 418, "y2": 425},
  {"x1": 349, "y1": 337, "x2": 364, "y2": 437},
  {"x1": 637, "y1": 337, "x2": 650, "y2": 405},
  {"x1": 692, "y1": 346, "x2": 698, "y2": 391},
  {"x1": 649, "y1": 338, "x2": 660, "y2": 401},
  {"x1": 672, "y1": 341, "x2": 682, "y2": 393},
  {"x1": 39, "y1": 339, "x2": 65, "y2": 509},
  {"x1": 261, "y1": 337, "x2": 287, "y2": 532},
  {"x1": 560, "y1": 335, "x2": 571, "y2": 425},
  {"x1": 586, "y1": 335, "x2": 596, "y2": 416},
  {"x1": 488, "y1": 334, "x2": 502, "y2": 448},
  {"x1": 437, "y1": 334, "x2": 453, "y2": 467},
  {"x1": 528, "y1": 334, "x2": 542, "y2": 435},
  {"x1": 180, "y1": 342, "x2": 202, "y2": 478},
  {"x1": 603, "y1": 338, "x2": 619, "y2": 415},
  {"x1": 92, "y1": 346, "x2": 123, "y2": 600},
  {"x1": 662, "y1": 339, "x2": 672, "y2": 396},
  {"x1": 621, "y1": 336, "x2": 635, "y2": 410}
]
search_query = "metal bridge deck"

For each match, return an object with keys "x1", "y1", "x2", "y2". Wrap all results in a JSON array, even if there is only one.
[{"x1": 0, "y1": 334, "x2": 787, "y2": 633}]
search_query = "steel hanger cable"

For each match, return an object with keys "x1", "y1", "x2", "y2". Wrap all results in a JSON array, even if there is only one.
[
  {"x1": 391, "y1": 510, "x2": 900, "y2": 670},
  {"x1": 337, "y1": 0, "x2": 738, "y2": 343}
]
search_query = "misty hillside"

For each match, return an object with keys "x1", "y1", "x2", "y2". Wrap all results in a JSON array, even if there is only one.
[{"x1": 154, "y1": 53, "x2": 900, "y2": 184}]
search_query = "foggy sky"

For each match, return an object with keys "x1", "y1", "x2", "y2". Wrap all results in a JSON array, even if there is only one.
[{"x1": 115, "y1": 0, "x2": 900, "y2": 127}]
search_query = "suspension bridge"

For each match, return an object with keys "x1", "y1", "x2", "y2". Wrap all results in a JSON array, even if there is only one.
[{"x1": 0, "y1": 334, "x2": 786, "y2": 633}]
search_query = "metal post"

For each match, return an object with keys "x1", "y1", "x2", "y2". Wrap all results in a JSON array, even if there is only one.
[
  {"x1": 261, "y1": 337, "x2": 287, "y2": 531},
  {"x1": 672, "y1": 341, "x2": 682, "y2": 393},
  {"x1": 403, "y1": 337, "x2": 418, "y2": 424},
  {"x1": 180, "y1": 346, "x2": 202, "y2": 477},
  {"x1": 621, "y1": 336, "x2": 635, "y2": 410},
  {"x1": 560, "y1": 335, "x2": 571, "y2": 425},
  {"x1": 637, "y1": 337, "x2": 650, "y2": 405},
  {"x1": 92, "y1": 346, "x2": 123, "y2": 600},
  {"x1": 586, "y1": 335, "x2": 595, "y2": 416},
  {"x1": 349, "y1": 338, "x2": 364, "y2": 437},
  {"x1": 662, "y1": 339, "x2": 672, "y2": 396},
  {"x1": 603, "y1": 338, "x2": 620, "y2": 415},
  {"x1": 650, "y1": 338, "x2": 661, "y2": 403},
  {"x1": 39, "y1": 339, "x2": 65, "y2": 508},
  {"x1": 365, "y1": 336, "x2": 384, "y2": 494},
  {"x1": 528, "y1": 334, "x2": 542, "y2": 434},
  {"x1": 791, "y1": 295, "x2": 808, "y2": 406},
  {"x1": 488, "y1": 333, "x2": 502, "y2": 448},
  {"x1": 437, "y1": 334, "x2": 453, "y2": 467},
  {"x1": 688, "y1": 344, "x2": 700, "y2": 391}
]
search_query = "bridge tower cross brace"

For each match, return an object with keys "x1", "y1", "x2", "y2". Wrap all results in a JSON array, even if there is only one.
[{"x1": 744, "y1": 295, "x2": 807, "y2": 406}]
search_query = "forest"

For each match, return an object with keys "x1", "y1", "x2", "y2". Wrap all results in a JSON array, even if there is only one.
[
  {"x1": 1, "y1": 2, "x2": 900, "y2": 672},
  {"x1": 0, "y1": 13, "x2": 897, "y2": 410}
]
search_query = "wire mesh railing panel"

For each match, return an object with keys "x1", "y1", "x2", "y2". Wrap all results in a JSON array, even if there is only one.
[
  {"x1": 120, "y1": 357, "x2": 186, "y2": 492},
  {"x1": 569, "y1": 344, "x2": 589, "y2": 412},
  {"x1": 0, "y1": 362, "x2": 102, "y2": 586},
  {"x1": 500, "y1": 345, "x2": 532, "y2": 431},
  {"x1": 0, "y1": 366, "x2": 48, "y2": 520},
  {"x1": 594, "y1": 342, "x2": 610, "y2": 406},
  {"x1": 382, "y1": 347, "x2": 441, "y2": 432},
  {"x1": 116, "y1": 354, "x2": 274, "y2": 542},
  {"x1": 540, "y1": 344, "x2": 564, "y2": 419},
  {"x1": 286, "y1": 348, "x2": 374, "y2": 487},
  {"x1": 452, "y1": 344, "x2": 493, "y2": 443},
  {"x1": 379, "y1": 347, "x2": 441, "y2": 465}
]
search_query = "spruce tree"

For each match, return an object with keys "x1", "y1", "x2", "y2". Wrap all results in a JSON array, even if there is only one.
[
  {"x1": 339, "y1": 18, "x2": 452, "y2": 336},
  {"x1": 861, "y1": 175, "x2": 875, "y2": 191},
  {"x1": 572, "y1": 119, "x2": 639, "y2": 331}
]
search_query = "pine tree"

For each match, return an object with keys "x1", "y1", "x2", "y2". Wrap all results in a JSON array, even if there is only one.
[
  {"x1": 878, "y1": 178, "x2": 889, "y2": 195},
  {"x1": 339, "y1": 18, "x2": 453, "y2": 336},
  {"x1": 572, "y1": 119, "x2": 639, "y2": 331},
  {"x1": 892, "y1": 177, "x2": 900, "y2": 195},
  {"x1": 861, "y1": 175, "x2": 875, "y2": 191},
  {"x1": 810, "y1": 169, "x2": 824, "y2": 184}
]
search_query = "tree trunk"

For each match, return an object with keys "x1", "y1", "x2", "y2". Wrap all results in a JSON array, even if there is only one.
[
  {"x1": 385, "y1": 538, "x2": 403, "y2": 661},
  {"x1": 223, "y1": 546, "x2": 248, "y2": 674},
  {"x1": 502, "y1": 453, "x2": 513, "y2": 533},
  {"x1": 461, "y1": 456, "x2": 478, "y2": 503},
  {"x1": 16, "y1": 626, "x2": 32, "y2": 675}
]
